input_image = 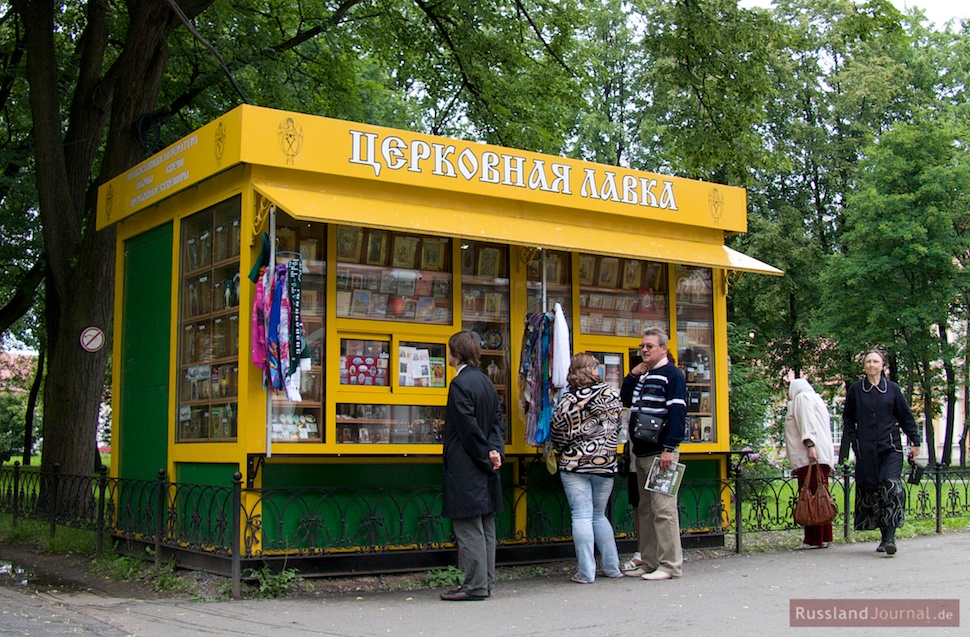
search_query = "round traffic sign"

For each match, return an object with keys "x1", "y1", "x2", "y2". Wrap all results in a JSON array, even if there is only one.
[{"x1": 80, "y1": 326, "x2": 105, "y2": 352}]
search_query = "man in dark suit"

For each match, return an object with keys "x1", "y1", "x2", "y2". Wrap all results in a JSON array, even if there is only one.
[{"x1": 439, "y1": 331, "x2": 505, "y2": 601}]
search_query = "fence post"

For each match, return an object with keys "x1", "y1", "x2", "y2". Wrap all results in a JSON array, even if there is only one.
[
  {"x1": 96, "y1": 465, "x2": 108, "y2": 557},
  {"x1": 12, "y1": 461, "x2": 20, "y2": 524},
  {"x1": 841, "y1": 464, "x2": 851, "y2": 542},
  {"x1": 231, "y1": 472, "x2": 242, "y2": 599},
  {"x1": 733, "y1": 460, "x2": 743, "y2": 554},
  {"x1": 935, "y1": 464, "x2": 943, "y2": 534},
  {"x1": 155, "y1": 468, "x2": 166, "y2": 569},
  {"x1": 50, "y1": 463, "x2": 60, "y2": 542}
]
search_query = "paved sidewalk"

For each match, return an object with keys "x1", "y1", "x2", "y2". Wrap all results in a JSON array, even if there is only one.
[{"x1": 5, "y1": 532, "x2": 968, "y2": 637}]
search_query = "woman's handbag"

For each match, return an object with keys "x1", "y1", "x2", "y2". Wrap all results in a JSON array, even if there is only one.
[
  {"x1": 793, "y1": 462, "x2": 838, "y2": 527},
  {"x1": 631, "y1": 413, "x2": 664, "y2": 446}
]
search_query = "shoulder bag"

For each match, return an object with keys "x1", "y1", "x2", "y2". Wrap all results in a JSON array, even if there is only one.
[
  {"x1": 793, "y1": 461, "x2": 838, "y2": 527},
  {"x1": 631, "y1": 412, "x2": 664, "y2": 446}
]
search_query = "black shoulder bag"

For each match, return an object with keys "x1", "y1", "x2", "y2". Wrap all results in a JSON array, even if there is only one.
[{"x1": 631, "y1": 413, "x2": 664, "y2": 446}]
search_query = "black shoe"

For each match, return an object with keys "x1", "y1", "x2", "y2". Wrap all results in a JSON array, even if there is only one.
[
  {"x1": 884, "y1": 540, "x2": 897, "y2": 556},
  {"x1": 875, "y1": 542, "x2": 886, "y2": 553},
  {"x1": 440, "y1": 590, "x2": 487, "y2": 601}
]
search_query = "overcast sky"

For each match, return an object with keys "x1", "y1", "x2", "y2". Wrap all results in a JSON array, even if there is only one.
[{"x1": 739, "y1": 0, "x2": 967, "y2": 29}]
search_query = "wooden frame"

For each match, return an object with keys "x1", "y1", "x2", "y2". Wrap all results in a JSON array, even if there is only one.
[
  {"x1": 598, "y1": 257, "x2": 619, "y2": 288},
  {"x1": 336, "y1": 226, "x2": 362, "y2": 263},
  {"x1": 622, "y1": 260, "x2": 642, "y2": 289},
  {"x1": 544, "y1": 253, "x2": 561, "y2": 285},
  {"x1": 366, "y1": 230, "x2": 387, "y2": 265},
  {"x1": 392, "y1": 236, "x2": 418, "y2": 269},
  {"x1": 421, "y1": 239, "x2": 445, "y2": 271},
  {"x1": 578, "y1": 254, "x2": 595, "y2": 285},
  {"x1": 478, "y1": 247, "x2": 500, "y2": 278}
]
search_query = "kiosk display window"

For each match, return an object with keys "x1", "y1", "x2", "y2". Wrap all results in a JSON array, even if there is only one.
[
  {"x1": 177, "y1": 196, "x2": 241, "y2": 442},
  {"x1": 462, "y1": 241, "x2": 511, "y2": 439},
  {"x1": 579, "y1": 255, "x2": 668, "y2": 337},
  {"x1": 335, "y1": 404, "x2": 445, "y2": 444},
  {"x1": 526, "y1": 249, "x2": 571, "y2": 324},
  {"x1": 269, "y1": 217, "x2": 327, "y2": 443},
  {"x1": 674, "y1": 264, "x2": 715, "y2": 443},
  {"x1": 335, "y1": 227, "x2": 453, "y2": 324}
]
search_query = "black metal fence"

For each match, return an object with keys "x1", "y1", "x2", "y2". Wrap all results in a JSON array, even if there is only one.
[{"x1": 3, "y1": 461, "x2": 970, "y2": 598}]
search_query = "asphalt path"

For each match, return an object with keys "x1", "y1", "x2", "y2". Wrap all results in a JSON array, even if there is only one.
[{"x1": 1, "y1": 532, "x2": 966, "y2": 637}]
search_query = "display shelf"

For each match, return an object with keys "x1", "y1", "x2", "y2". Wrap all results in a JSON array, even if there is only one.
[
  {"x1": 674, "y1": 264, "x2": 715, "y2": 443},
  {"x1": 335, "y1": 404, "x2": 446, "y2": 444},
  {"x1": 269, "y1": 216, "x2": 327, "y2": 443},
  {"x1": 578, "y1": 255, "x2": 668, "y2": 336},
  {"x1": 177, "y1": 197, "x2": 242, "y2": 442},
  {"x1": 334, "y1": 227, "x2": 453, "y2": 325},
  {"x1": 462, "y1": 241, "x2": 511, "y2": 442}
]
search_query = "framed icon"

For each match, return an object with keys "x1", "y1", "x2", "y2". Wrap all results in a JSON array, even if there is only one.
[
  {"x1": 461, "y1": 247, "x2": 476, "y2": 275},
  {"x1": 478, "y1": 247, "x2": 500, "y2": 278},
  {"x1": 392, "y1": 236, "x2": 418, "y2": 269},
  {"x1": 622, "y1": 260, "x2": 642, "y2": 289},
  {"x1": 336, "y1": 226, "x2": 362, "y2": 263},
  {"x1": 544, "y1": 253, "x2": 561, "y2": 285},
  {"x1": 598, "y1": 257, "x2": 619, "y2": 288},
  {"x1": 421, "y1": 239, "x2": 445, "y2": 271},
  {"x1": 366, "y1": 230, "x2": 387, "y2": 265},
  {"x1": 578, "y1": 254, "x2": 595, "y2": 286}
]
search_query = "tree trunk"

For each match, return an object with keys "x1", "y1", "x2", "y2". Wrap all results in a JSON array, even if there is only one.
[
  {"x1": 921, "y1": 353, "x2": 937, "y2": 467},
  {"x1": 939, "y1": 327, "x2": 956, "y2": 466},
  {"x1": 11, "y1": 0, "x2": 215, "y2": 480},
  {"x1": 22, "y1": 346, "x2": 44, "y2": 466}
]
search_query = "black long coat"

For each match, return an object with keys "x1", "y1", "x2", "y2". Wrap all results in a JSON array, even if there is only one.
[
  {"x1": 442, "y1": 365, "x2": 505, "y2": 519},
  {"x1": 842, "y1": 377, "x2": 921, "y2": 488}
]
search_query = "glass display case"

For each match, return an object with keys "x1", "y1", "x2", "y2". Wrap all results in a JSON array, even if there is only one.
[
  {"x1": 177, "y1": 196, "x2": 241, "y2": 442},
  {"x1": 578, "y1": 255, "x2": 668, "y2": 337},
  {"x1": 334, "y1": 227, "x2": 453, "y2": 324},
  {"x1": 526, "y1": 249, "x2": 571, "y2": 326},
  {"x1": 674, "y1": 264, "x2": 715, "y2": 443},
  {"x1": 461, "y1": 241, "x2": 511, "y2": 436},
  {"x1": 587, "y1": 351, "x2": 626, "y2": 393},
  {"x1": 335, "y1": 404, "x2": 446, "y2": 444},
  {"x1": 269, "y1": 217, "x2": 326, "y2": 443},
  {"x1": 339, "y1": 337, "x2": 390, "y2": 387}
]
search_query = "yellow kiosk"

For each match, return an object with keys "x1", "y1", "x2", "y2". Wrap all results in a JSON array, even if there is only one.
[{"x1": 98, "y1": 105, "x2": 780, "y2": 570}]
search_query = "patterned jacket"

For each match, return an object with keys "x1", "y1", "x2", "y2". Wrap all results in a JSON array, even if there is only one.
[{"x1": 551, "y1": 382, "x2": 622, "y2": 475}]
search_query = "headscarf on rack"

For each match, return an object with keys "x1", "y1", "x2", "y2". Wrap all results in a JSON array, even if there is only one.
[
  {"x1": 251, "y1": 232, "x2": 310, "y2": 399},
  {"x1": 520, "y1": 303, "x2": 571, "y2": 446}
]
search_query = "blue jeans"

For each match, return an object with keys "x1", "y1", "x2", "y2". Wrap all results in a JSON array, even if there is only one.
[{"x1": 560, "y1": 471, "x2": 621, "y2": 582}]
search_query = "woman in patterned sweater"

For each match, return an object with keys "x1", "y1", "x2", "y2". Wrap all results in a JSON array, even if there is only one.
[{"x1": 551, "y1": 353, "x2": 624, "y2": 584}]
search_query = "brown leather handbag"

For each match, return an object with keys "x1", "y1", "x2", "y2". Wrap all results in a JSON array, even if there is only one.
[{"x1": 793, "y1": 462, "x2": 838, "y2": 527}]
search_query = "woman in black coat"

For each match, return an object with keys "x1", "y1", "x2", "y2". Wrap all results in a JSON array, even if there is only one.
[
  {"x1": 440, "y1": 331, "x2": 505, "y2": 601},
  {"x1": 842, "y1": 349, "x2": 921, "y2": 555}
]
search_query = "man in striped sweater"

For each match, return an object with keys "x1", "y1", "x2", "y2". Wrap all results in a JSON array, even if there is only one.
[{"x1": 620, "y1": 327, "x2": 687, "y2": 581}]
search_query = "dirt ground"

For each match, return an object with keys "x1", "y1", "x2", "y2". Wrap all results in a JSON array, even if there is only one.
[
  {"x1": 0, "y1": 541, "x2": 165, "y2": 598},
  {"x1": 0, "y1": 538, "x2": 743, "y2": 601}
]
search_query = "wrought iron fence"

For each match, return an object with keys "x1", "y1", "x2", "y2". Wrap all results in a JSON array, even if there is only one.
[{"x1": 3, "y1": 460, "x2": 970, "y2": 597}]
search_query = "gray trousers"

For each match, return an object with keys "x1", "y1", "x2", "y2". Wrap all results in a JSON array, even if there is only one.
[{"x1": 452, "y1": 513, "x2": 496, "y2": 595}]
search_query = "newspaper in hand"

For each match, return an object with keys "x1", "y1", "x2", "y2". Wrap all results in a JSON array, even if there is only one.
[{"x1": 644, "y1": 456, "x2": 686, "y2": 496}]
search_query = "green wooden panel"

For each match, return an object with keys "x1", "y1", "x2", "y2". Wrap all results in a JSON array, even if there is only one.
[
  {"x1": 176, "y1": 462, "x2": 239, "y2": 487},
  {"x1": 118, "y1": 224, "x2": 172, "y2": 481},
  {"x1": 262, "y1": 462, "x2": 441, "y2": 489}
]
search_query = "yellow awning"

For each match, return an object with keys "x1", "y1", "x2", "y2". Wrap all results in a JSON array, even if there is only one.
[{"x1": 252, "y1": 181, "x2": 782, "y2": 276}]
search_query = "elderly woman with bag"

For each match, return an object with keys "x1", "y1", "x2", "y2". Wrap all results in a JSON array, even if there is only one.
[
  {"x1": 550, "y1": 353, "x2": 624, "y2": 584},
  {"x1": 785, "y1": 378, "x2": 836, "y2": 550}
]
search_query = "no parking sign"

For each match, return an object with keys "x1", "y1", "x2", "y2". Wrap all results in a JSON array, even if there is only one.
[{"x1": 80, "y1": 326, "x2": 105, "y2": 352}]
